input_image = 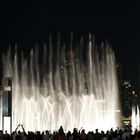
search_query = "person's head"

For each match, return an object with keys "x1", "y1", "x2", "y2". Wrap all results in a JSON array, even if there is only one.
[
  {"x1": 106, "y1": 130, "x2": 109, "y2": 135},
  {"x1": 18, "y1": 131, "x2": 21, "y2": 135},
  {"x1": 67, "y1": 131, "x2": 71, "y2": 136},
  {"x1": 59, "y1": 126, "x2": 64, "y2": 133},
  {"x1": 5, "y1": 130, "x2": 8, "y2": 134},
  {"x1": 82, "y1": 129, "x2": 85, "y2": 133},
  {"x1": 0, "y1": 130, "x2": 3, "y2": 134},
  {"x1": 95, "y1": 129, "x2": 98, "y2": 133},
  {"x1": 45, "y1": 130, "x2": 49, "y2": 134},
  {"x1": 101, "y1": 130, "x2": 104, "y2": 135},
  {"x1": 73, "y1": 128, "x2": 77, "y2": 132},
  {"x1": 37, "y1": 131, "x2": 40, "y2": 135}
]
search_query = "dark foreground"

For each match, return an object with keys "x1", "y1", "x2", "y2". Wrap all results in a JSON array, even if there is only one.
[{"x1": 0, "y1": 125, "x2": 140, "y2": 140}]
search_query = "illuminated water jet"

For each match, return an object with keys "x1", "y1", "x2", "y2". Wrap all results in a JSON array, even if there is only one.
[
  {"x1": 1, "y1": 34, "x2": 121, "y2": 132},
  {"x1": 132, "y1": 105, "x2": 140, "y2": 132}
]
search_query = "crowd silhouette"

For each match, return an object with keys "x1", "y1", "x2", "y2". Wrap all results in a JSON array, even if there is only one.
[{"x1": 0, "y1": 125, "x2": 140, "y2": 140}]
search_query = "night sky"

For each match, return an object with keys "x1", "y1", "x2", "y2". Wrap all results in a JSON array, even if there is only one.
[{"x1": 0, "y1": 2, "x2": 139, "y2": 88}]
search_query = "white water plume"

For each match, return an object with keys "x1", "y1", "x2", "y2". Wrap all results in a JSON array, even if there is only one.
[
  {"x1": 1, "y1": 34, "x2": 121, "y2": 132},
  {"x1": 132, "y1": 105, "x2": 140, "y2": 132}
]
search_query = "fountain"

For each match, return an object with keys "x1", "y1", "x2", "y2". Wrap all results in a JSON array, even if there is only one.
[
  {"x1": 1, "y1": 34, "x2": 121, "y2": 132},
  {"x1": 132, "y1": 105, "x2": 140, "y2": 132}
]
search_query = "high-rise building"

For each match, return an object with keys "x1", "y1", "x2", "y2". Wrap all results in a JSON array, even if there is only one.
[{"x1": 120, "y1": 80, "x2": 139, "y2": 117}]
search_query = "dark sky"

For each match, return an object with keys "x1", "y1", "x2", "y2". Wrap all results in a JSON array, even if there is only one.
[{"x1": 0, "y1": 1, "x2": 139, "y2": 87}]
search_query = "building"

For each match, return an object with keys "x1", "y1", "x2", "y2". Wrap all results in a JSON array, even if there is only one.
[
  {"x1": 0, "y1": 77, "x2": 12, "y2": 133},
  {"x1": 119, "y1": 80, "x2": 139, "y2": 117}
]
